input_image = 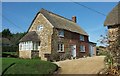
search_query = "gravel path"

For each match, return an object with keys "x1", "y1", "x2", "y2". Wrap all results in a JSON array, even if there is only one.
[{"x1": 54, "y1": 56, "x2": 105, "y2": 74}]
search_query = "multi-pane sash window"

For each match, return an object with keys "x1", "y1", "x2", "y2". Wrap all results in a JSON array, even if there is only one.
[
  {"x1": 59, "y1": 30, "x2": 64, "y2": 37},
  {"x1": 80, "y1": 35, "x2": 84, "y2": 41},
  {"x1": 80, "y1": 45, "x2": 85, "y2": 52},
  {"x1": 19, "y1": 41, "x2": 40, "y2": 51},
  {"x1": 58, "y1": 43, "x2": 64, "y2": 52}
]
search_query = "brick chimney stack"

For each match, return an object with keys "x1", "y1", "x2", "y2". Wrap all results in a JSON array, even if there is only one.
[{"x1": 72, "y1": 16, "x2": 77, "y2": 23}]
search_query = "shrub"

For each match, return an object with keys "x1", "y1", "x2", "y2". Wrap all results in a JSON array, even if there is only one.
[{"x1": 2, "y1": 46, "x2": 18, "y2": 52}]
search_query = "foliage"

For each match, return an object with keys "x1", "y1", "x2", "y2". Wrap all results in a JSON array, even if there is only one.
[
  {"x1": 1, "y1": 29, "x2": 26, "y2": 52},
  {"x1": 10, "y1": 32, "x2": 26, "y2": 46},
  {"x1": 2, "y1": 29, "x2": 12, "y2": 40},
  {"x1": 97, "y1": 46, "x2": 108, "y2": 56},
  {"x1": 60, "y1": 50, "x2": 71, "y2": 60},
  {"x1": 2, "y1": 52, "x2": 18, "y2": 58},
  {"x1": 98, "y1": 50, "x2": 108, "y2": 56},
  {"x1": 97, "y1": 34, "x2": 108, "y2": 46},
  {"x1": 50, "y1": 50, "x2": 71, "y2": 62},
  {"x1": 2, "y1": 58, "x2": 58, "y2": 75},
  {"x1": 49, "y1": 51, "x2": 60, "y2": 61},
  {"x1": 98, "y1": 26, "x2": 120, "y2": 70},
  {"x1": 2, "y1": 46, "x2": 18, "y2": 52}
]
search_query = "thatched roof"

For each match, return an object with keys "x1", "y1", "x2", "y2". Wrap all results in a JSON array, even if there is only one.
[
  {"x1": 28, "y1": 8, "x2": 88, "y2": 36},
  {"x1": 19, "y1": 31, "x2": 40, "y2": 42},
  {"x1": 104, "y1": 2, "x2": 120, "y2": 26}
]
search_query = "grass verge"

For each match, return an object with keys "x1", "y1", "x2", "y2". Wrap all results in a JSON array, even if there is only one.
[{"x1": 2, "y1": 58, "x2": 58, "y2": 75}]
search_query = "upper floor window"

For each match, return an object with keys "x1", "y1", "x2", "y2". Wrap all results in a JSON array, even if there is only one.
[
  {"x1": 58, "y1": 43, "x2": 64, "y2": 52},
  {"x1": 80, "y1": 45, "x2": 85, "y2": 52},
  {"x1": 80, "y1": 35, "x2": 84, "y2": 41},
  {"x1": 59, "y1": 30, "x2": 64, "y2": 37},
  {"x1": 37, "y1": 25, "x2": 43, "y2": 31}
]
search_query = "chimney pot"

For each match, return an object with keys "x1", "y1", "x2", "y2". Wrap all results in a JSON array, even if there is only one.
[{"x1": 72, "y1": 16, "x2": 77, "y2": 23}]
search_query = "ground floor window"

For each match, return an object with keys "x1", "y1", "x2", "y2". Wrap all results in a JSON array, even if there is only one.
[
  {"x1": 80, "y1": 45, "x2": 85, "y2": 52},
  {"x1": 58, "y1": 43, "x2": 64, "y2": 52},
  {"x1": 19, "y1": 41, "x2": 40, "y2": 51}
]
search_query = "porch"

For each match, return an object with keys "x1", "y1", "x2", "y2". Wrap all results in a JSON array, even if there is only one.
[{"x1": 19, "y1": 31, "x2": 40, "y2": 58}]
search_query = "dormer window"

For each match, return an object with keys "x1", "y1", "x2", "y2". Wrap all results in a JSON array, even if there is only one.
[
  {"x1": 80, "y1": 35, "x2": 84, "y2": 41},
  {"x1": 59, "y1": 30, "x2": 64, "y2": 37},
  {"x1": 37, "y1": 25, "x2": 43, "y2": 31}
]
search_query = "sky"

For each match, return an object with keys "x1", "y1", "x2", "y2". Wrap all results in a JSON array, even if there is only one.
[{"x1": 2, "y1": 2, "x2": 118, "y2": 46}]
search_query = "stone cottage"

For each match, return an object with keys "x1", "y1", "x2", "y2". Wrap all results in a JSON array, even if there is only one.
[{"x1": 19, "y1": 8, "x2": 96, "y2": 61}]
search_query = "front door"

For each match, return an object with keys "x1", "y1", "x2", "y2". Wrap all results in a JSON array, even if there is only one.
[{"x1": 71, "y1": 45, "x2": 76, "y2": 57}]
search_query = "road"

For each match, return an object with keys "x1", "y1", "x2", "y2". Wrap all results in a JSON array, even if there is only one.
[{"x1": 54, "y1": 56, "x2": 105, "y2": 74}]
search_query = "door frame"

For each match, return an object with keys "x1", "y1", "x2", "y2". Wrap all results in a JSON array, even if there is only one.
[{"x1": 71, "y1": 44, "x2": 76, "y2": 57}]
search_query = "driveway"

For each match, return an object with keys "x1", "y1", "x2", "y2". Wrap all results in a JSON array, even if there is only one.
[{"x1": 54, "y1": 56, "x2": 105, "y2": 74}]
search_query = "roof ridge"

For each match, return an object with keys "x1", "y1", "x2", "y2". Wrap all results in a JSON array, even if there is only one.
[{"x1": 40, "y1": 8, "x2": 75, "y2": 23}]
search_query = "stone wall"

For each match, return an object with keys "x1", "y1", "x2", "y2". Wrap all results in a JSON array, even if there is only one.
[
  {"x1": 19, "y1": 51, "x2": 31, "y2": 58},
  {"x1": 108, "y1": 25, "x2": 119, "y2": 44},
  {"x1": 29, "y1": 13, "x2": 53, "y2": 60}
]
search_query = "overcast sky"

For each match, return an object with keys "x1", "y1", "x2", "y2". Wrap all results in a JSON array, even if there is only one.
[{"x1": 2, "y1": 2, "x2": 118, "y2": 46}]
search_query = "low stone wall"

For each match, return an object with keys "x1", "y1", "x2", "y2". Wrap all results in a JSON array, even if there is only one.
[
  {"x1": 19, "y1": 51, "x2": 31, "y2": 59},
  {"x1": 31, "y1": 50, "x2": 39, "y2": 58}
]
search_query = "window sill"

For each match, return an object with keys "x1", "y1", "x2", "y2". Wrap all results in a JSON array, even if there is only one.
[
  {"x1": 80, "y1": 51, "x2": 85, "y2": 53},
  {"x1": 57, "y1": 51, "x2": 64, "y2": 53},
  {"x1": 59, "y1": 35, "x2": 64, "y2": 37}
]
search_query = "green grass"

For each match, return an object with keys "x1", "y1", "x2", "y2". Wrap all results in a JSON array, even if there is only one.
[
  {"x1": 2, "y1": 52, "x2": 17, "y2": 55},
  {"x1": 2, "y1": 58, "x2": 58, "y2": 75},
  {"x1": 2, "y1": 52, "x2": 18, "y2": 57},
  {"x1": 2, "y1": 58, "x2": 17, "y2": 73}
]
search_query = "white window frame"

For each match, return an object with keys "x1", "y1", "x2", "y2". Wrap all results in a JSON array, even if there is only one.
[
  {"x1": 37, "y1": 25, "x2": 43, "y2": 31},
  {"x1": 58, "y1": 43, "x2": 64, "y2": 52},
  {"x1": 19, "y1": 41, "x2": 40, "y2": 51},
  {"x1": 80, "y1": 45, "x2": 85, "y2": 52},
  {"x1": 59, "y1": 30, "x2": 64, "y2": 37},
  {"x1": 80, "y1": 35, "x2": 84, "y2": 41}
]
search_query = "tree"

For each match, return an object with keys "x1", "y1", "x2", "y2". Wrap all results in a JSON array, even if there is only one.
[
  {"x1": 1, "y1": 28, "x2": 26, "y2": 52},
  {"x1": 2, "y1": 29, "x2": 12, "y2": 39}
]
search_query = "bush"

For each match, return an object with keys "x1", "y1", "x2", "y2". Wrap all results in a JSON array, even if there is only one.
[
  {"x1": 49, "y1": 50, "x2": 71, "y2": 62},
  {"x1": 2, "y1": 52, "x2": 18, "y2": 58},
  {"x1": 2, "y1": 46, "x2": 18, "y2": 52},
  {"x1": 98, "y1": 50, "x2": 108, "y2": 56}
]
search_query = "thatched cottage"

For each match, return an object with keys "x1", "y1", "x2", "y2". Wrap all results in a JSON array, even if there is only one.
[
  {"x1": 19, "y1": 8, "x2": 96, "y2": 61},
  {"x1": 104, "y1": 2, "x2": 120, "y2": 44}
]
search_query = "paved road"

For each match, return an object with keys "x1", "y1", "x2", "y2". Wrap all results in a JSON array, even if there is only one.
[{"x1": 54, "y1": 56, "x2": 105, "y2": 74}]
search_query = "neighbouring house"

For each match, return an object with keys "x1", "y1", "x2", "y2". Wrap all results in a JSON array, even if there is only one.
[
  {"x1": 19, "y1": 8, "x2": 96, "y2": 61},
  {"x1": 104, "y1": 2, "x2": 120, "y2": 44},
  {"x1": 89, "y1": 42, "x2": 96, "y2": 56}
]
